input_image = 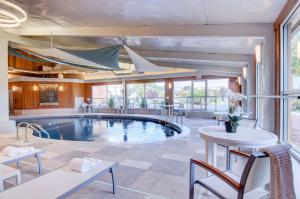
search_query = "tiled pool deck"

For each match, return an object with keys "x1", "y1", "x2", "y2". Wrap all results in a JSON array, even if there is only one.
[{"x1": 0, "y1": 117, "x2": 226, "y2": 199}]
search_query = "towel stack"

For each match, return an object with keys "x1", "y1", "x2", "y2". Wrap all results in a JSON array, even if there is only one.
[
  {"x1": 2, "y1": 146, "x2": 35, "y2": 157},
  {"x1": 69, "y1": 158, "x2": 102, "y2": 173}
]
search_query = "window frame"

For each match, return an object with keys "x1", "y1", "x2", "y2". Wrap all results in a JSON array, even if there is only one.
[{"x1": 281, "y1": 2, "x2": 300, "y2": 156}]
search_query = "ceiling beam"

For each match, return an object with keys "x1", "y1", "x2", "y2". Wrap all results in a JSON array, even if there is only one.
[
  {"x1": 119, "y1": 49, "x2": 251, "y2": 63},
  {"x1": 0, "y1": 31, "x2": 49, "y2": 48},
  {"x1": 9, "y1": 23, "x2": 271, "y2": 38},
  {"x1": 197, "y1": 69, "x2": 240, "y2": 77},
  {"x1": 156, "y1": 62, "x2": 242, "y2": 73}
]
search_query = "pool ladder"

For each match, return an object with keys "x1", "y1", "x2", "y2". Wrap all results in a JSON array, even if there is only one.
[{"x1": 17, "y1": 122, "x2": 50, "y2": 142}]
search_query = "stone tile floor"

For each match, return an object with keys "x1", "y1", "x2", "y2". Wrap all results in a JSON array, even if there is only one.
[{"x1": 0, "y1": 117, "x2": 228, "y2": 199}]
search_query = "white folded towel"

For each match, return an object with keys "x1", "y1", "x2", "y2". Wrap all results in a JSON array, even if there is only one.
[
  {"x1": 69, "y1": 158, "x2": 101, "y2": 173},
  {"x1": 84, "y1": 158, "x2": 102, "y2": 166},
  {"x1": 2, "y1": 146, "x2": 35, "y2": 157},
  {"x1": 2, "y1": 146, "x2": 19, "y2": 157},
  {"x1": 18, "y1": 147, "x2": 35, "y2": 154}
]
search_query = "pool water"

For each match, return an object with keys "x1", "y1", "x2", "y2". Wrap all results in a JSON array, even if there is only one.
[{"x1": 18, "y1": 117, "x2": 182, "y2": 144}]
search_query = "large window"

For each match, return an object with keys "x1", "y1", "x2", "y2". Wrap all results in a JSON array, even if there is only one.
[
  {"x1": 127, "y1": 83, "x2": 144, "y2": 108},
  {"x1": 127, "y1": 82, "x2": 165, "y2": 108},
  {"x1": 192, "y1": 81, "x2": 206, "y2": 110},
  {"x1": 92, "y1": 84, "x2": 123, "y2": 107},
  {"x1": 92, "y1": 85, "x2": 107, "y2": 106},
  {"x1": 145, "y1": 82, "x2": 165, "y2": 108},
  {"x1": 173, "y1": 79, "x2": 229, "y2": 111},
  {"x1": 173, "y1": 81, "x2": 192, "y2": 109},
  {"x1": 282, "y1": 5, "x2": 300, "y2": 152},
  {"x1": 207, "y1": 79, "x2": 229, "y2": 111}
]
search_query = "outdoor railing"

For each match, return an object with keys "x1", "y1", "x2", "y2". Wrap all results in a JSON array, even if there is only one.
[
  {"x1": 89, "y1": 96, "x2": 229, "y2": 112},
  {"x1": 174, "y1": 96, "x2": 229, "y2": 112}
]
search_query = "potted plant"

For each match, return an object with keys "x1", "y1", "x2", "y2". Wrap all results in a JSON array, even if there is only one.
[
  {"x1": 140, "y1": 97, "x2": 147, "y2": 109},
  {"x1": 220, "y1": 88, "x2": 247, "y2": 114},
  {"x1": 225, "y1": 115, "x2": 241, "y2": 133},
  {"x1": 108, "y1": 98, "x2": 115, "y2": 109}
]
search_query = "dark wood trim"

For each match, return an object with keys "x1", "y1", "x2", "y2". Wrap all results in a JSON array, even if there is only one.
[
  {"x1": 273, "y1": 0, "x2": 298, "y2": 134},
  {"x1": 274, "y1": 27, "x2": 281, "y2": 135},
  {"x1": 274, "y1": 0, "x2": 298, "y2": 31},
  {"x1": 229, "y1": 150, "x2": 251, "y2": 159},
  {"x1": 190, "y1": 159, "x2": 241, "y2": 191}
]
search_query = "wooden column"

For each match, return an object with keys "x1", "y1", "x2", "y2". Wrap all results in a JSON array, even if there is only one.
[{"x1": 165, "y1": 79, "x2": 174, "y2": 105}]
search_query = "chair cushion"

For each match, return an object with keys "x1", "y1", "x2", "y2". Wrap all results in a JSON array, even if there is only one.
[{"x1": 199, "y1": 171, "x2": 269, "y2": 199}]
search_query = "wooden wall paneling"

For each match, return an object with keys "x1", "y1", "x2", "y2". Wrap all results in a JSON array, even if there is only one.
[
  {"x1": 85, "y1": 83, "x2": 92, "y2": 101},
  {"x1": 23, "y1": 82, "x2": 39, "y2": 109},
  {"x1": 9, "y1": 81, "x2": 86, "y2": 110},
  {"x1": 73, "y1": 83, "x2": 85, "y2": 97},
  {"x1": 8, "y1": 51, "x2": 56, "y2": 71},
  {"x1": 58, "y1": 83, "x2": 74, "y2": 108}
]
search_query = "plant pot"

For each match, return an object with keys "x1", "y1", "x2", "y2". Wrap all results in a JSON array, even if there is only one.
[{"x1": 225, "y1": 121, "x2": 238, "y2": 133}]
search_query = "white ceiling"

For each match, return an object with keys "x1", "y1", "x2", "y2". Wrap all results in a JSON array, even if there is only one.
[
  {"x1": 29, "y1": 36, "x2": 261, "y2": 55},
  {"x1": 7, "y1": 0, "x2": 286, "y2": 29},
  {"x1": 125, "y1": 36, "x2": 261, "y2": 55},
  {"x1": 3, "y1": 0, "x2": 285, "y2": 79}
]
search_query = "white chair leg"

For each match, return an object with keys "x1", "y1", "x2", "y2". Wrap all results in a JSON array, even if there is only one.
[
  {"x1": 16, "y1": 173, "x2": 21, "y2": 185},
  {"x1": 0, "y1": 180, "x2": 4, "y2": 192}
]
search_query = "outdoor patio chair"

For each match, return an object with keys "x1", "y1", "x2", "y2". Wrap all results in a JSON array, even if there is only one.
[
  {"x1": 190, "y1": 150, "x2": 270, "y2": 199},
  {"x1": 91, "y1": 103, "x2": 100, "y2": 113},
  {"x1": 81, "y1": 103, "x2": 89, "y2": 113},
  {"x1": 239, "y1": 118, "x2": 258, "y2": 129}
]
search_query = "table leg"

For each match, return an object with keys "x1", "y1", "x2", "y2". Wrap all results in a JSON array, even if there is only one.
[
  {"x1": 109, "y1": 167, "x2": 116, "y2": 194},
  {"x1": 205, "y1": 141, "x2": 217, "y2": 168},
  {"x1": 0, "y1": 181, "x2": 3, "y2": 192},
  {"x1": 204, "y1": 141, "x2": 217, "y2": 196},
  {"x1": 35, "y1": 153, "x2": 42, "y2": 174}
]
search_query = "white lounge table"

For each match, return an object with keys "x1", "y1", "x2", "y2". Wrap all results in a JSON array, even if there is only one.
[
  {"x1": 198, "y1": 126, "x2": 278, "y2": 167},
  {"x1": 0, "y1": 160, "x2": 117, "y2": 199},
  {"x1": 0, "y1": 149, "x2": 44, "y2": 174}
]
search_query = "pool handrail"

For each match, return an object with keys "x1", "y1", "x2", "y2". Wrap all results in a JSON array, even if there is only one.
[
  {"x1": 17, "y1": 122, "x2": 30, "y2": 141},
  {"x1": 29, "y1": 123, "x2": 50, "y2": 139},
  {"x1": 16, "y1": 122, "x2": 50, "y2": 142}
]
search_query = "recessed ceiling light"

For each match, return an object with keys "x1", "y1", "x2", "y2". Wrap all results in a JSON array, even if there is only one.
[{"x1": 0, "y1": 0, "x2": 27, "y2": 28}]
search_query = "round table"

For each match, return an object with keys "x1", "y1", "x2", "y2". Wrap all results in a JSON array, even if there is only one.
[{"x1": 198, "y1": 126, "x2": 278, "y2": 167}]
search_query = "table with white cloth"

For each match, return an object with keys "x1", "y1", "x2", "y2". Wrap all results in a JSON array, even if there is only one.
[{"x1": 198, "y1": 126, "x2": 278, "y2": 167}]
